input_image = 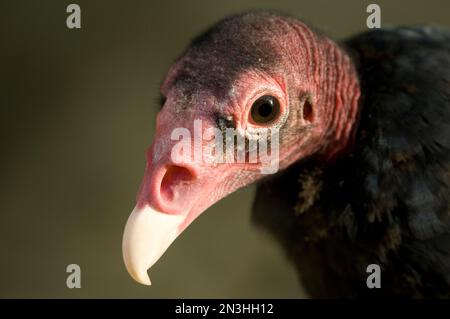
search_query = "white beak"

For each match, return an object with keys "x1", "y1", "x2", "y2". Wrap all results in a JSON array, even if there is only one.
[{"x1": 122, "y1": 205, "x2": 185, "y2": 285}]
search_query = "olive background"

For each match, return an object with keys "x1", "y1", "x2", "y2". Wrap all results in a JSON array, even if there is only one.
[{"x1": 1, "y1": 0, "x2": 449, "y2": 298}]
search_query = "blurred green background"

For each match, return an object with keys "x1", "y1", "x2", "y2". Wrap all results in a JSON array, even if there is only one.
[{"x1": 0, "y1": 0, "x2": 449, "y2": 298}]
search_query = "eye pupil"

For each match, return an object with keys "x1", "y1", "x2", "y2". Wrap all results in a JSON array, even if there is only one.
[
  {"x1": 250, "y1": 95, "x2": 280, "y2": 124},
  {"x1": 258, "y1": 103, "x2": 273, "y2": 118}
]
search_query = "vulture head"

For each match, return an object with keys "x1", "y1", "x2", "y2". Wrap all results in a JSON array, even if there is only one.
[{"x1": 122, "y1": 11, "x2": 361, "y2": 285}]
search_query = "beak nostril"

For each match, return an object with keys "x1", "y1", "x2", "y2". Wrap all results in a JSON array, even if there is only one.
[{"x1": 160, "y1": 165, "x2": 196, "y2": 205}]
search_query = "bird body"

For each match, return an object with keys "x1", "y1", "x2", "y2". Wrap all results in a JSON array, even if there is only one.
[
  {"x1": 253, "y1": 25, "x2": 450, "y2": 298},
  {"x1": 122, "y1": 11, "x2": 450, "y2": 298}
]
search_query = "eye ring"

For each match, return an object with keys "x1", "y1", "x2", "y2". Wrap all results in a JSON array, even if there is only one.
[{"x1": 250, "y1": 95, "x2": 280, "y2": 125}]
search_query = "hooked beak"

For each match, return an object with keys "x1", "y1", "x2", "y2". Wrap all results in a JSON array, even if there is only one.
[
  {"x1": 121, "y1": 129, "x2": 231, "y2": 285},
  {"x1": 122, "y1": 157, "x2": 215, "y2": 285},
  {"x1": 122, "y1": 204, "x2": 185, "y2": 285},
  {"x1": 121, "y1": 112, "x2": 265, "y2": 285}
]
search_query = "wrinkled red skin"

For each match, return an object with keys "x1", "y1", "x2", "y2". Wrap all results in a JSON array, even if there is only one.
[{"x1": 136, "y1": 17, "x2": 361, "y2": 231}]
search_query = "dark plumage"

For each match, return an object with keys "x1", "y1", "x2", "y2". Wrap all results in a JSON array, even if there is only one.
[{"x1": 253, "y1": 25, "x2": 450, "y2": 298}]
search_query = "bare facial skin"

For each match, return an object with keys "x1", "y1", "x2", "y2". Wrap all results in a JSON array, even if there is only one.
[{"x1": 122, "y1": 11, "x2": 361, "y2": 285}]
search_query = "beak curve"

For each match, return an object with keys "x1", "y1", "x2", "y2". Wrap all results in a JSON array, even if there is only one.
[
  {"x1": 122, "y1": 204, "x2": 185, "y2": 285},
  {"x1": 121, "y1": 112, "x2": 261, "y2": 286}
]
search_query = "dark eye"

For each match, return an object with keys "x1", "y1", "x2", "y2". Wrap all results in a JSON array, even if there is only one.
[{"x1": 250, "y1": 95, "x2": 280, "y2": 124}]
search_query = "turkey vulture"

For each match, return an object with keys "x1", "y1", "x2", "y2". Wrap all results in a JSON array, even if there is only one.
[{"x1": 122, "y1": 11, "x2": 450, "y2": 298}]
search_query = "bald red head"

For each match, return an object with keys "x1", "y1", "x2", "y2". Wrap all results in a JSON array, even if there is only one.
[{"x1": 123, "y1": 11, "x2": 361, "y2": 285}]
